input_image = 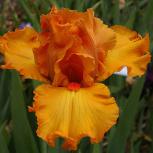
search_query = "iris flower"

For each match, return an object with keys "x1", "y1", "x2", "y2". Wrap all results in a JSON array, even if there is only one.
[{"x1": 0, "y1": 6, "x2": 151, "y2": 150}]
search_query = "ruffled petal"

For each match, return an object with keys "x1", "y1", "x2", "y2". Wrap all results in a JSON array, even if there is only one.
[
  {"x1": 33, "y1": 35, "x2": 73, "y2": 80},
  {"x1": 93, "y1": 18, "x2": 116, "y2": 50},
  {"x1": 0, "y1": 27, "x2": 48, "y2": 82},
  {"x1": 53, "y1": 53, "x2": 95, "y2": 87},
  {"x1": 111, "y1": 25, "x2": 140, "y2": 41},
  {"x1": 99, "y1": 26, "x2": 151, "y2": 81},
  {"x1": 31, "y1": 83, "x2": 119, "y2": 150}
]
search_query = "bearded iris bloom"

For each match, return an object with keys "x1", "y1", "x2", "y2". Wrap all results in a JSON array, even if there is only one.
[{"x1": 0, "y1": 6, "x2": 151, "y2": 150}]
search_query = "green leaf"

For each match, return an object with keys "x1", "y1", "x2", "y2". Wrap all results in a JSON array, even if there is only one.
[
  {"x1": 92, "y1": 1, "x2": 101, "y2": 11},
  {"x1": 39, "y1": 140, "x2": 47, "y2": 153},
  {"x1": 146, "y1": 97, "x2": 153, "y2": 153},
  {"x1": 0, "y1": 122, "x2": 9, "y2": 153},
  {"x1": 0, "y1": 99, "x2": 10, "y2": 125},
  {"x1": 125, "y1": 6, "x2": 137, "y2": 29},
  {"x1": 10, "y1": 70, "x2": 39, "y2": 153},
  {"x1": 0, "y1": 70, "x2": 11, "y2": 125},
  {"x1": 74, "y1": 0, "x2": 85, "y2": 11},
  {"x1": 92, "y1": 144, "x2": 101, "y2": 153},
  {"x1": 112, "y1": 0, "x2": 120, "y2": 24},
  {"x1": 105, "y1": 75, "x2": 125, "y2": 94},
  {"x1": 107, "y1": 76, "x2": 145, "y2": 153},
  {"x1": 144, "y1": 0, "x2": 153, "y2": 26},
  {"x1": 79, "y1": 137, "x2": 93, "y2": 153},
  {"x1": 0, "y1": 70, "x2": 11, "y2": 105},
  {"x1": 100, "y1": 0, "x2": 109, "y2": 23}
]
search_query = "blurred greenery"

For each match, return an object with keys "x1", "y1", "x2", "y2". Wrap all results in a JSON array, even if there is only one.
[{"x1": 0, "y1": 0, "x2": 153, "y2": 153}]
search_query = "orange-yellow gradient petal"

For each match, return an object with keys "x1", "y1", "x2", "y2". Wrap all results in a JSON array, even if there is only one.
[
  {"x1": 0, "y1": 27, "x2": 47, "y2": 82},
  {"x1": 31, "y1": 83, "x2": 119, "y2": 150},
  {"x1": 100, "y1": 25, "x2": 151, "y2": 80}
]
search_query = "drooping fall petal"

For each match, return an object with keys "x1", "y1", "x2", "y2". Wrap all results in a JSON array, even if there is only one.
[
  {"x1": 31, "y1": 83, "x2": 119, "y2": 150},
  {"x1": 99, "y1": 25, "x2": 151, "y2": 81},
  {"x1": 0, "y1": 27, "x2": 48, "y2": 82}
]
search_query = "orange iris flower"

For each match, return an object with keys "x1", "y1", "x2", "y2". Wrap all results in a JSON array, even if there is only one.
[{"x1": 0, "y1": 6, "x2": 151, "y2": 150}]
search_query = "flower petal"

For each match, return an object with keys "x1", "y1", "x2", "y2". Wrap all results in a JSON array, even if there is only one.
[
  {"x1": 0, "y1": 27, "x2": 48, "y2": 82},
  {"x1": 53, "y1": 53, "x2": 95, "y2": 87},
  {"x1": 99, "y1": 27, "x2": 151, "y2": 81},
  {"x1": 38, "y1": 7, "x2": 117, "y2": 85},
  {"x1": 31, "y1": 83, "x2": 119, "y2": 150},
  {"x1": 94, "y1": 18, "x2": 116, "y2": 51},
  {"x1": 111, "y1": 25, "x2": 140, "y2": 41}
]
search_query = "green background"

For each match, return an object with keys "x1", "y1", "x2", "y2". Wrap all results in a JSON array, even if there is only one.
[{"x1": 0, "y1": 0, "x2": 153, "y2": 153}]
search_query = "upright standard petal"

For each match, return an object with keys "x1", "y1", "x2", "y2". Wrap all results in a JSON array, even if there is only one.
[
  {"x1": 35, "y1": 7, "x2": 117, "y2": 85},
  {"x1": 53, "y1": 53, "x2": 95, "y2": 87},
  {"x1": 0, "y1": 27, "x2": 47, "y2": 82},
  {"x1": 30, "y1": 83, "x2": 119, "y2": 150},
  {"x1": 99, "y1": 26, "x2": 151, "y2": 80}
]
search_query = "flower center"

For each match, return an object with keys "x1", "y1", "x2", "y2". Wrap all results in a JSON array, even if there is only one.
[{"x1": 67, "y1": 82, "x2": 80, "y2": 91}]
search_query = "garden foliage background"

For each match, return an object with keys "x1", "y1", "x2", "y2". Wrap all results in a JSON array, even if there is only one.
[{"x1": 0, "y1": 0, "x2": 153, "y2": 153}]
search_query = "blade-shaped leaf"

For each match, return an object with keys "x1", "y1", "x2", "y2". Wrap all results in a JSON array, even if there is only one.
[
  {"x1": 0, "y1": 122, "x2": 9, "y2": 153},
  {"x1": 107, "y1": 76, "x2": 145, "y2": 153},
  {"x1": 10, "y1": 70, "x2": 39, "y2": 153}
]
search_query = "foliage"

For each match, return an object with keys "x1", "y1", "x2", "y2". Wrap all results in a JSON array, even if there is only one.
[{"x1": 0, "y1": 0, "x2": 153, "y2": 153}]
